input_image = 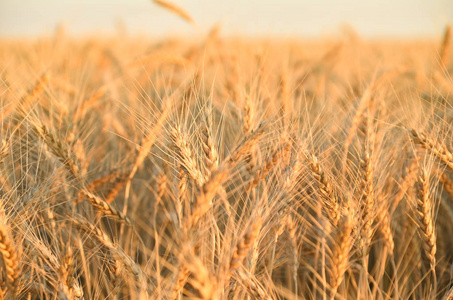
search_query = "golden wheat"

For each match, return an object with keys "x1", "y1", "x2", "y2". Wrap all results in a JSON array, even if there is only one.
[{"x1": 0, "y1": 32, "x2": 452, "y2": 299}]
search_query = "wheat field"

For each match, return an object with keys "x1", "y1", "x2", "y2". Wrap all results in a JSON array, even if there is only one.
[{"x1": 0, "y1": 27, "x2": 453, "y2": 299}]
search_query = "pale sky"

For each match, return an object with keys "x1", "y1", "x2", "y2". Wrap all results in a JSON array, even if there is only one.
[{"x1": 1, "y1": 0, "x2": 452, "y2": 38}]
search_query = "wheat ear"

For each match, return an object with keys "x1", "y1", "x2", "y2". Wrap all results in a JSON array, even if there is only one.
[
  {"x1": 37, "y1": 126, "x2": 133, "y2": 225},
  {"x1": 440, "y1": 24, "x2": 451, "y2": 68},
  {"x1": 411, "y1": 129, "x2": 453, "y2": 171},
  {"x1": 153, "y1": 0, "x2": 194, "y2": 23},
  {"x1": 170, "y1": 125, "x2": 204, "y2": 187},
  {"x1": 359, "y1": 141, "x2": 375, "y2": 254},
  {"x1": 189, "y1": 125, "x2": 266, "y2": 226},
  {"x1": 308, "y1": 154, "x2": 340, "y2": 226},
  {"x1": 243, "y1": 95, "x2": 254, "y2": 134},
  {"x1": 330, "y1": 214, "x2": 353, "y2": 299},
  {"x1": 236, "y1": 268, "x2": 272, "y2": 300},
  {"x1": 72, "y1": 86, "x2": 106, "y2": 123},
  {"x1": 226, "y1": 219, "x2": 262, "y2": 282},
  {"x1": 104, "y1": 172, "x2": 129, "y2": 204},
  {"x1": 82, "y1": 190, "x2": 132, "y2": 225},
  {"x1": 14, "y1": 73, "x2": 49, "y2": 117},
  {"x1": 443, "y1": 285, "x2": 453, "y2": 300},
  {"x1": 376, "y1": 205, "x2": 394, "y2": 253},
  {"x1": 438, "y1": 171, "x2": 453, "y2": 200},
  {"x1": 391, "y1": 157, "x2": 418, "y2": 213},
  {"x1": 171, "y1": 264, "x2": 190, "y2": 300},
  {"x1": 247, "y1": 142, "x2": 289, "y2": 191},
  {"x1": 0, "y1": 139, "x2": 10, "y2": 164},
  {"x1": 60, "y1": 245, "x2": 83, "y2": 299},
  {"x1": 73, "y1": 219, "x2": 141, "y2": 278},
  {"x1": 0, "y1": 225, "x2": 19, "y2": 295},
  {"x1": 344, "y1": 87, "x2": 371, "y2": 154},
  {"x1": 176, "y1": 167, "x2": 188, "y2": 224},
  {"x1": 227, "y1": 122, "x2": 266, "y2": 165},
  {"x1": 201, "y1": 103, "x2": 219, "y2": 177},
  {"x1": 416, "y1": 167, "x2": 437, "y2": 272},
  {"x1": 287, "y1": 215, "x2": 299, "y2": 297},
  {"x1": 35, "y1": 125, "x2": 81, "y2": 180},
  {"x1": 74, "y1": 169, "x2": 122, "y2": 205}
]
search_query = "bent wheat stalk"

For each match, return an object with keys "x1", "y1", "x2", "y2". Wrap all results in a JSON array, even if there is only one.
[{"x1": 153, "y1": 0, "x2": 194, "y2": 23}]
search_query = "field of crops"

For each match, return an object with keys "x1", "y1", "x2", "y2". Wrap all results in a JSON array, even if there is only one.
[{"x1": 0, "y1": 28, "x2": 453, "y2": 299}]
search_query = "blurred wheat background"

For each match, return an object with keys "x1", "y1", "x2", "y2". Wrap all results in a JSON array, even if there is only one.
[{"x1": 1, "y1": 1, "x2": 453, "y2": 299}]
